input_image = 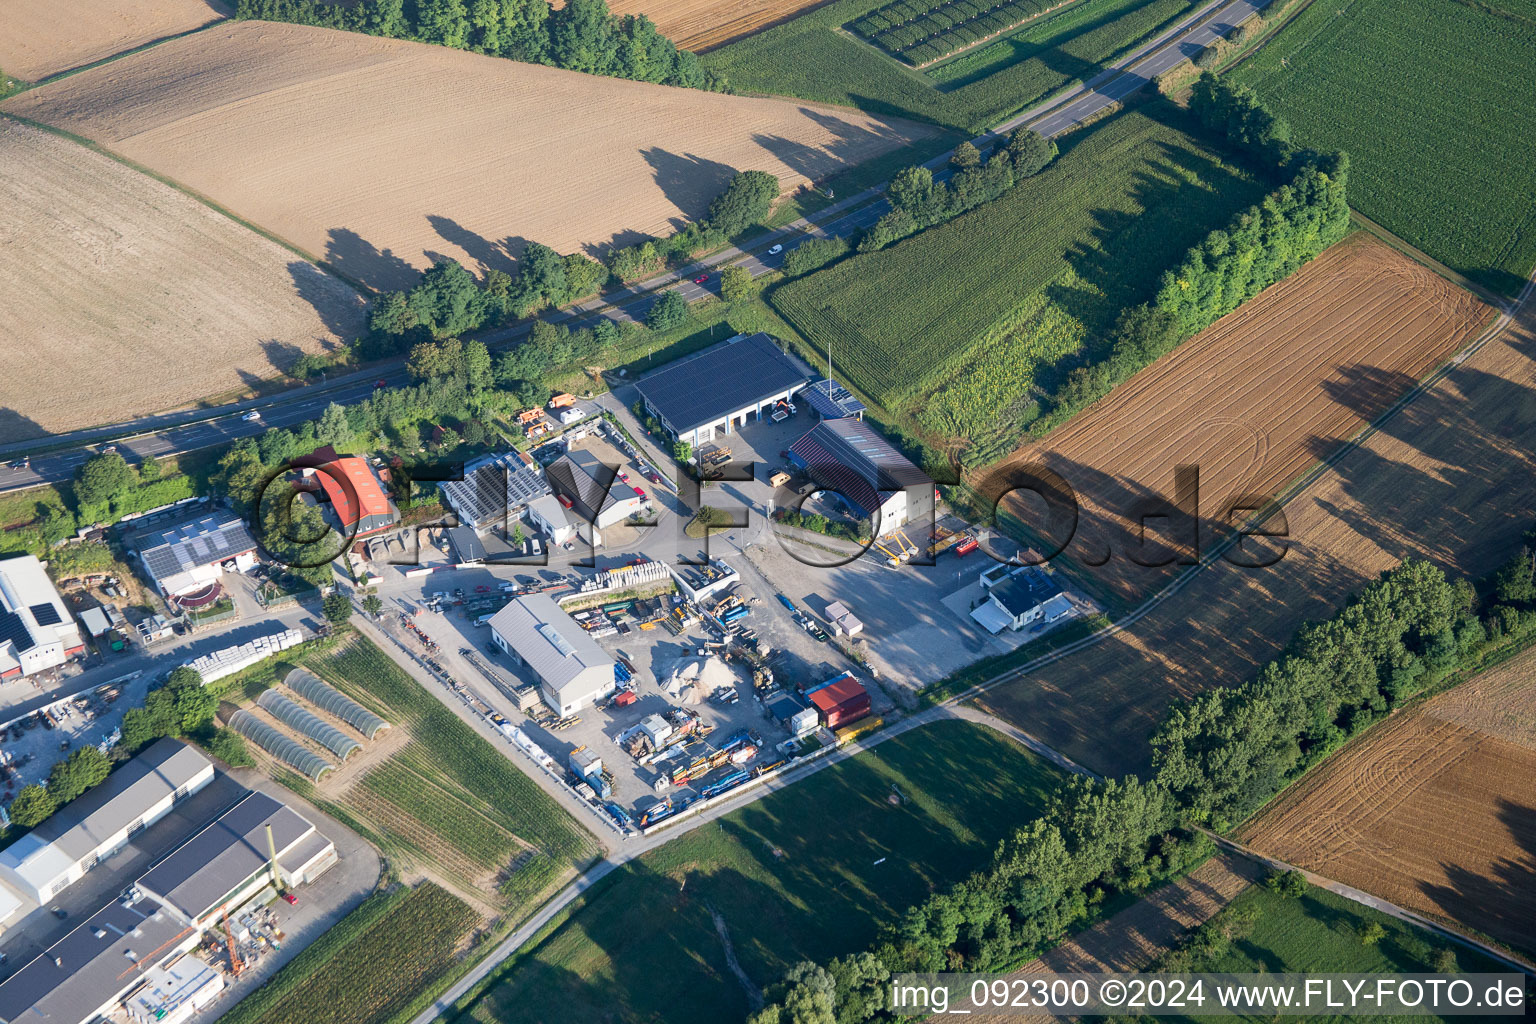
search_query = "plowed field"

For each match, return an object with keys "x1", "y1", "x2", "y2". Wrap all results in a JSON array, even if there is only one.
[
  {"x1": 1, "y1": 21, "x2": 932, "y2": 290},
  {"x1": 603, "y1": 0, "x2": 832, "y2": 50},
  {"x1": 1240, "y1": 648, "x2": 1536, "y2": 956},
  {"x1": 975, "y1": 261, "x2": 1536, "y2": 779},
  {"x1": 987, "y1": 234, "x2": 1491, "y2": 607},
  {"x1": 0, "y1": 117, "x2": 364, "y2": 443},
  {"x1": 0, "y1": 0, "x2": 226, "y2": 82}
]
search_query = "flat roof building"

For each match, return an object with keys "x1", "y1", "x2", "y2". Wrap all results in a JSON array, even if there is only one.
[
  {"x1": 787, "y1": 419, "x2": 932, "y2": 537},
  {"x1": 801, "y1": 378, "x2": 866, "y2": 421},
  {"x1": 136, "y1": 790, "x2": 336, "y2": 929},
  {"x1": 634, "y1": 333, "x2": 808, "y2": 446},
  {"x1": 0, "y1": 555, "x2": 84, "y2": 679},
  {"x1": 0, "y1": 740, "x2": 214, "y2": 905},
  {"x1": 133, "y1": 512, "x2": 259, "y2": 599},
  {"x1": 440, "y1": 451, "x2": 552, "y2": 532},
  {"x1": 0, "y1": 893, "x2": 195, "y2": 1024},
  {"x1": 487, "y1": 594, "x2": 616, "y2": 716}
]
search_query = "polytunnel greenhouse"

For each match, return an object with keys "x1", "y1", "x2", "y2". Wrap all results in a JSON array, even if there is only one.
[
  {"x1": 229, "y1": 710, "x2": 335, "y2": 780},
  {"x1": 257, "y1": 689, "x2": 362, "y2": 760},
  {"x1": 284, "y1": 668, "x2": 390, "y2": 740}
]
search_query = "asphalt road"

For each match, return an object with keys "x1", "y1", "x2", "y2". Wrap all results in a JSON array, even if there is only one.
[{"x1": 0, "y1": 0, "x2": 1272, "y2": 497}]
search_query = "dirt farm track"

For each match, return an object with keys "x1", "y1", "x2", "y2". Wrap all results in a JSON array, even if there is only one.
[
  {"x1": 976, "y1": 241, "x2": 1536, "y2": 779},
  {"x1": 0, "y1": 0, "x2": 228, "y2": 83},
  {"x1": 0, "y1": 118, "x2": 365, "y2": 443},
  {"x1": 1240, "y1": 647, "x2": 1536, "y2": 958},
  {"x1": 1, "y1": 21, "x2": 933, "y2": 291}
]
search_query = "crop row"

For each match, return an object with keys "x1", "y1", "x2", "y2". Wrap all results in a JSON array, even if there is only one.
[
  {"x1": 314, "y1": 641, "x2": 599, "y2": 861},
  {"x1": 251, "y1": 884, "x2": 477, "y2": 1024},
  {"x1": 360, "y1": 759, "x2": 519, "y2": 869},
  {"x1": 852, "y1": 0, "x2": 1062, "y2": 62},
  {"x1": 1229, "y1": 0, "x2": 1536, "y2": 294},
  {"x1": 772, "y1": 111, "x2": 1262, "y2": 422}
]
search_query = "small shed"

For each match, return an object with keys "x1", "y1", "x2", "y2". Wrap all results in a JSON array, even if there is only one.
[
  {"x1": 79, "y1": 606, "x2": 113, "y2": 638},
  {"x1": 639, "y1": 714, "x2": 673, "y2": 747},
  {"x1": 807, "y1": 673, "x2": 870, "y2": 730}
]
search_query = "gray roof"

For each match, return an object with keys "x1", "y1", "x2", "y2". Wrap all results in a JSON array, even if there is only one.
[
  {"x1": 440, "y1": 452, "x2": 552, "y2": 530},
  {"x1": 546, "y1": 451, "x2": 640, "y2": 525},
  {"x1": 634, "y1": 333, "x2": 806, "y2": 434},
  {"x1": 0, "y1": 894, "x2": 189, "y2": 1024},
  {"x1": 136, "y1": 513, "x2": 257, "y2": 591},
  {"x1": 0, "y1": 740, "x2": 211, "y2": 889},
  {"x1": 990, "y1": 568, "x2": 1064, "y2": 618},
  {"x1": 136, "y1": 790, "x2": 319, "y2": 922},
  {"x1": 487, "y1": 594, "x2": 612, "y2": 699}
]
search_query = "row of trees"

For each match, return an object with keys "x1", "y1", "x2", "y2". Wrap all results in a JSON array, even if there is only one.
[
  {"x1": 859, "y1": 128, "x2": 1057, "y2": 252},
  {"x1": 71, "y1": 451, "x2": 196, "y2": 528},
  {"x1": 751, "y1": 527, "x2": 1536, "y2": 1021},
  {"x1": 751, "y1": 776, "x2": 1212, "y2": 1024},
  {"x1": 234, "y1": 0, "x2": 718, "y2": 89},
  {"x1": 1187, "y1": 71, "x2": 1294, "y2": 169},
  {"x1": 1158, "y1": 525, "x2": 1536, "y2": 828},
  {"x1": 608, "y1": 169, "x2": 782, "y2": 281},
  {"x1": 1040, "y1": 147, "x2": 1349, "y2": 435}
]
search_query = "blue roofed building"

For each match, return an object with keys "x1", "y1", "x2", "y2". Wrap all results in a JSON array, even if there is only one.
[{"x1": 633, "y1": 333, "x2": 808, "y2": 447}]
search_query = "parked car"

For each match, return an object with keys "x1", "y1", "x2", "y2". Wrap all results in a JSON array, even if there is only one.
[{"x1": 282, "y1": 893, "x2": 298, "y2": 905}]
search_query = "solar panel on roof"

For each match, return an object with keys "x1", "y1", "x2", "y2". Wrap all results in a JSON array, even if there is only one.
[
  {"x1": 0, "y1": 611, "x2": 35, "y2": 652},
  {"x1": 28, "y1": 603, "x2": 61, "y2": 626}
]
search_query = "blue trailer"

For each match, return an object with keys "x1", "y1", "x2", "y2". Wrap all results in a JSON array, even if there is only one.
[{"x1": 776, "y1": 594, "x2": 796, "y2": 613}]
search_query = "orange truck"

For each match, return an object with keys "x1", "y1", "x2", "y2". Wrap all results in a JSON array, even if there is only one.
[
  {"x1": 548, "y1": 393, "x2": 576, "y2": 409},
  {"x1": 517, "y1": 408, "x2": 545, "y2": 426}
]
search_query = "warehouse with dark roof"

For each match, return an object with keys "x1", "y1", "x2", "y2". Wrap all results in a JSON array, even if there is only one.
[
  {"x1": 787, "y1": 418, "x2": 933, "y2": 537},
  {"x1": 633, "y1": 333, "x2": 808, "y2": 446}
]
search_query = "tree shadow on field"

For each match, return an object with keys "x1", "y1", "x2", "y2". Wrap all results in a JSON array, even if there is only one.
[
  {"x1": 322, "y1": 227, "x2": 421, "y2": 293},
  {"x1": 287, "y1": 261, "x2": 367, "y2": 341},
  {"x1": 426, "y1": 214, "x2": 524, "y2": 280},
  {"x1": 259, "y1": 339, "x2": 307, "y2": 377},
  {"x1": 748, "y1": 107, "x2": 915, "y2": 183},
  {"x1": 640, "y1": 148, "x2": 740, "y2": 228},
  {"x1": 1419, "y1": 798, "x2": 1536, "y2": 959},
  {"x1": 0, "y1": 408, "x2": 49, "y2": 447}
]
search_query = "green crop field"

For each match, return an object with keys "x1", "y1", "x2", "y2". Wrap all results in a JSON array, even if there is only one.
[
  {"x1": 302, "y1": 637, "x2": 599, "y2": 906},
  {"x1": 221, "y1": 884, "x2": 477, "y2": 1024},
  {"x1": 1162, "y1": 885, "x2": 1510, "y2": 1023},
  {"x1": 703, "y1": 0, "x2": 1202, "y2": 133},
  {"x1": 1228, "y1": 0, "x2": 1536, "y2": 296},
  {"x1": 459, "y1": 720, "x2": 1067, "y2": 1024},
  {"x1": 771, "y1": 108, "x2": 1264, "y2": 457}
]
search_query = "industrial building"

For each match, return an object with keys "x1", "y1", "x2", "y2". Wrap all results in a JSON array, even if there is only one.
[
  {"x1": 801, "y1": 378, "x2": 866, "y2": 421},
  {"x1": 0, "y1": 892, "x2": 196, "y2": 1024},
  {"x1": 296, "y1": 447, "x2": 399, "y2": 538},
  {"x1": 136, "y1": 790, "x2": 336, "y2": 929},
  {"x1": 970, "y1": 566, "x2": 1072, "y2": 634},
  {"x1": 0, "y1": 771, "x2": 334, "y2": 1024},
  {"x1": 0, "y1": 555, "x2": 84, "y2": 679},
  {"x1": 131, "y1": 509, "x2": 259, "y2": 599},
  {"x1": 526, "y1": 493, "x2": 578, "y2": 547},
  {"x1": 633, "y1": 333, "x2": 808, "y2": 447},
  {"x1": 439, "y1": 450, "x2": 552, "y2": 531},
  {"x1": 786, "y1": 418, "x2": 933, "y2": 537},
  {"x1": 804, "y1": 672, "x2": 870, "y2": 730},
  {"x1": 0, "y1": 739, "x2": 214, "y2": 905},
  {"x1": 487, "y1": 594, "x2": 616, "y2": 716},
  {"x1": 545, "y1": 450, "x2": 645, "y2": 546}
]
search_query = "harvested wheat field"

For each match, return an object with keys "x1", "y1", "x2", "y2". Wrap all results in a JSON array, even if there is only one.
[
  {"x1": 985, "y1": 234, "x2": 1492, "y2": 609},
  {"x1": 976, "y1": 270, "x2": 1536, "y2": 779},
  {"x1": 601, "y1": 0, "x2": 830, "y2": 50},
  {"x1": 0, "y1": 0, "x2": 227, "y2": 82},
  {"x1": 0, "y1": 118, "x2": 364, "y2": 443},
  {"x1": 968, "y1": 854, "x2": 1260, "y2": 1024},
  {"x1": 2, "y1": 21, "x2": 933, "y2": 290},
  {"x1": 1240, "y1": 648, "x2": 1536, "y2": 956}
]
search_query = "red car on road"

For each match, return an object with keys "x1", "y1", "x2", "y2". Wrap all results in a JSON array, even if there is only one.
[{"x1": 693, "y1": 273, "x2": 710, "y2": 284}]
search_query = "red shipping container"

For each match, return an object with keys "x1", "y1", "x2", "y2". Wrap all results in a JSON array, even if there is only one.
[{"x1": 808, "y1": 674, "x2": 871, "y2": 729}]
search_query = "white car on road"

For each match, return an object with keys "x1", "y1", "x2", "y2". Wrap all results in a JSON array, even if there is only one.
[
  {"x1": 241, "y1": 410, "x2": 262, "y2": 422},
  {"x1": 767, "y1": 244, "x2": 783, "y2": 255}
]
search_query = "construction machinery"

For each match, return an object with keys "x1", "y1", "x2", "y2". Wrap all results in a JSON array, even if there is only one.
[{"x1": 223, "y1": 906, "x2": 243, "y2": 976}]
